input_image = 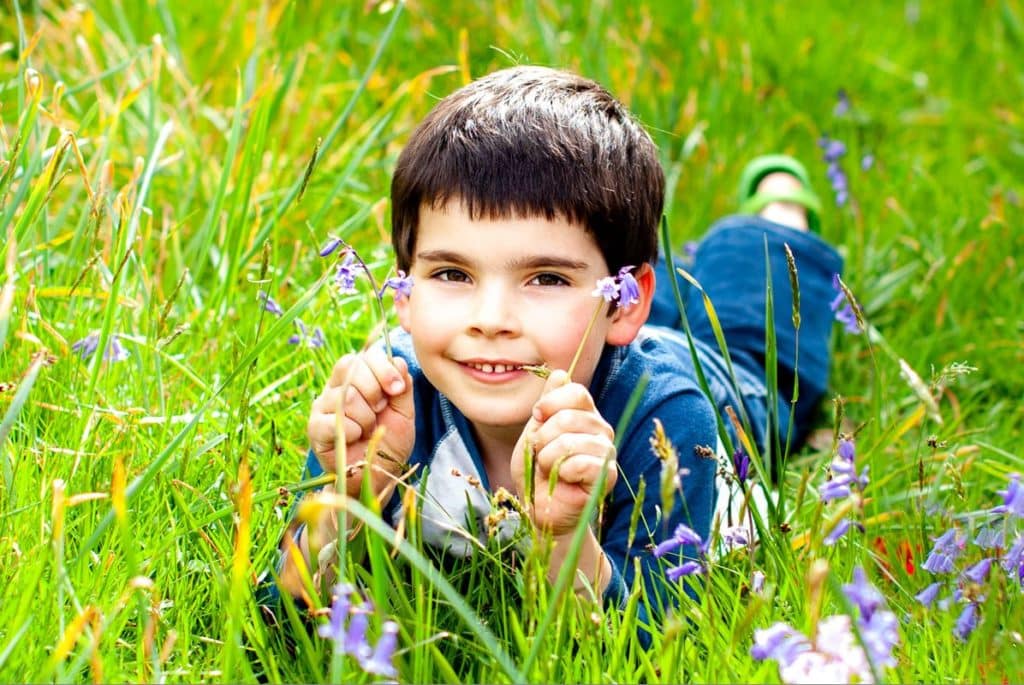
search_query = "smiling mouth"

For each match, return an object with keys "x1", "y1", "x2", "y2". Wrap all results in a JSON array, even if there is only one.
[{"x1": 463, "y1": 361, "x2": 524, "y2": 374}]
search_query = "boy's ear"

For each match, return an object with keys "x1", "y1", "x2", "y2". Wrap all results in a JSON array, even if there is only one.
[
  {"x1": 395, "y1": 286, "x2": 413, "y2": 333},
  {"x1": 605, "y1": 263, "x2": 655, "y2": 346}
]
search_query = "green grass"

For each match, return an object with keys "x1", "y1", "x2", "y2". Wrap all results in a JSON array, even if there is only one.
[{"x1": 1, "y1": 0, "x2": 1023, "y2": 682}]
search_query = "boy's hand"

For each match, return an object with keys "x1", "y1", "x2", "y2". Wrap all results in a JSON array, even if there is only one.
[
  {"x1": 307, "y1": 350, "x2": 415, "y2": 497},
  {"x1": 511, "y1": 370, "x2": 618, "y2": 538}
]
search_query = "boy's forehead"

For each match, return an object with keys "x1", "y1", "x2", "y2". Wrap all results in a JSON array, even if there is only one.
[{"x1": 413, "y1": 200, "x2": 606, "y2": 268}]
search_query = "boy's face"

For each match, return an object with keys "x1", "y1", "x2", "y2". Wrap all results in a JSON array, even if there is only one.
[{"x1": 395, "y1": 201, "x2": 641, "y2": 438}]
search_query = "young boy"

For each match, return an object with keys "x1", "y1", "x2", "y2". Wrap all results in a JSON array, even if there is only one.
[{"x1": 271, "y1": 66, "x2": 842, "y2": 621}]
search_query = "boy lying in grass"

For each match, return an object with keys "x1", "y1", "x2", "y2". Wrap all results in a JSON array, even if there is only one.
[{"x1": 268, "y1": 65, "x2": 843, "y2": 631}]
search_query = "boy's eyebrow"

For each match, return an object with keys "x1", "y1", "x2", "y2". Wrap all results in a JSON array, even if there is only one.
[{"x1": 416, "y1": 250, "x2": 590, "y2": 272}]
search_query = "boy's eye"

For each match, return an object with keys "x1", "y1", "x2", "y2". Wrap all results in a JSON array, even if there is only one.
[
  {"x1": 433, "y1": 268, "x2": 470, "y2": 283},
  {"x1": 529, "y1": 273, "x2": 569, "y2": 287}
]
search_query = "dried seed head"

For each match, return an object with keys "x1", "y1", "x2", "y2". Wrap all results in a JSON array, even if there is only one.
[
  {"x1": 25, "y1": 69, "x2": 41, "y2": 98},
  {"x1": 522, "y1": 364, "x2": 551, "y2": 379}
]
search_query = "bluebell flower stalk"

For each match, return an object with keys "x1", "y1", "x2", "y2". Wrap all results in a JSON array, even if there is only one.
[
  {"x1": 72, "y1": 332, "x2": 130, "y2": 363},
  {"x1": 317, "y1": 583, "x2": 401, "y2": 677},
  {"x1": 319, "y1": 236, "x2": 412, "y2": 360},
  {"x1": 565, "y1": 266, "x2": 639, "y2": 379}
]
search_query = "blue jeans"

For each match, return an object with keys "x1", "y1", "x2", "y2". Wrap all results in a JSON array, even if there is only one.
[{"x1": 649, "y1": 215, "x2": 844, "y2": 471}]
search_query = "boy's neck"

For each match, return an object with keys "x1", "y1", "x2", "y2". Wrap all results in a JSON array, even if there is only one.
[{"x1": 471, "y1": 422, "x2": 522, "y2": 493}]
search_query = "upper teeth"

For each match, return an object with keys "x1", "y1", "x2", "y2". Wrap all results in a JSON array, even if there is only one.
[{"x1": 469, "y1": 362, "x2": 520, "y2": 374}]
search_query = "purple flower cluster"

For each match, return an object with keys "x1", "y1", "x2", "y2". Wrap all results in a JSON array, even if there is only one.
[
  {"x1": 259, "y1": 290, "x2": 284, "y2": 316},
  {"x1": 335, "y1": 251, "x2": 359, "y2": 295},
  {"x1": 818, "y1": 135, "x2": 849, "y2": 207},
  {"x1": 732, "y1": 447, "x2": 751, "y2": 484},
  {"x1": 653, "y1": 523, "x2": 708, "y2": 579},
  {"x1": 72, "y1": 332, "x2": 130, "y2": 363},
  {"x1": 829, "y1": 274, "x2": 861, "y2": 334},
  {"x1": 752, "y1": 567, "x2": 899, "y2": 683},
  {"x1": 913, "y1": 473, "x2": 1024, "y2": 642},
  {"x1": 379, "y1": 271, "x2": 413, "y2": 301},
  {"x1": 833, "y1": 89, "x2": 851, "y2": 117},
  {"x1": 842, "y1": 567, "x2": 900, "y2": 669},
  {"x1": 820, "y1": 438, "x2": 868, "y2": 545},
  {"x1": 592, "y1": 266, "x2": 641, "y2": 309},
  {"x1": 318, "y1": 584, "x2": 400, "y2": 678},
  {"x1": 288, "y1": 320, "x2": 326, "y2": 349}
]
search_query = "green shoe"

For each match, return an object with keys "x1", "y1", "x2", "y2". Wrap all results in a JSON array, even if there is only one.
[{"x1": 737, "y1": 154, "x2": 822, "y2": 234}]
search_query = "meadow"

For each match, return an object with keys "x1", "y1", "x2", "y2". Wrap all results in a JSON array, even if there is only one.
[{"x1": 1, "y1": 0, "x2": 1023, "y2": 682}]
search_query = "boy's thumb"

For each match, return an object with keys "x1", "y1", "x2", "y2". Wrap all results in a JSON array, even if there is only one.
[
  {"x1": 388, "y1": 357, "x2": 415, "y2": 418},
  {"x1": 544, "y1": 369, "x2": 571, "y2": 391}
]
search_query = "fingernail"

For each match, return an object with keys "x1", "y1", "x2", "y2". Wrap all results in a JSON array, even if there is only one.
[
  {"x1": 389, "y1": 379, "x2": 404, "y2": 394},
  {"x1": 374, "y1": 398, "x2": 388, "y2": 412}
]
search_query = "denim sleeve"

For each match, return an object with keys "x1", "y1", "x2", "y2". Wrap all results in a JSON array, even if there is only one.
[{"x1": 600, "y1": 389, "x2": 718, "y2": 644}]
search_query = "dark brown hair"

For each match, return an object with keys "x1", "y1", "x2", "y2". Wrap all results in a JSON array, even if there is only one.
[{"x1": 390, "y1": 66, "x2": 665, "y2": 272}]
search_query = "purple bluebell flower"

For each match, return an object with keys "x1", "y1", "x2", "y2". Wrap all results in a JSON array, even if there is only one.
[
  {"x1": 842, "y1": 567, "x2": 900, "y2": 669},
  {"x1": 819, "y1": 136, "x2": 851, "y2": 206},
  {"x1": 819, "y1": 137, "x2": 847, "y2": 163},
  {"x1": 820, "y1": 478, "x2": 853, "y2": 503},
  {"x1": 310, "y1": 326, "x2": 326, "y2": 349},
  {"x1": 1002, "y1": 535, "x2": 1024, "y2": 574},
  {"x1": 954, "y1": 602, "x2": 979, "y2": 641},
  {"x1": 666, "y1": 560, "x2": 704, "y2": 580},
  {"x1": 830, "y1": 273, "x2": 861, "y2": 334},
  {"x1": 974, "y1": 524, "x2": 1004, "y2": 550},
  {"x1": 963, "y1": 557, "x2": 994, "y2": 584},
  {"x1": 592, "y1": 276, "x2": 619, "y2": 302},
  {"x1": 319, "y1": 236, "x2": 345, "y2": 257},
  {"x1": 258, "y1": 291, "x2": 284, "y2": 316},
  {"x1": 335, "y1": 251, "x2": 359, "y2": 294},
  {"x1": 834, "y1": 89, "x2": 851, "y2": 116},
  {"x1": 732, "y1": 448, "x2": 751, "y2": 483},
  {"x1": 922, "y1": 528, "x2": 964, "y2": 574},
  {"x1": 288, "y1": 320, "x2": 325, "y2": 348},
  {"x1": 751, "y1": 622, "x2": 809, "y2": 664},
  {"x1": 380, "y1": 271, "x2": 413, "y2": 301},
  {"x1": 652, "y1": 522, "x2": 704, "y2": 558},
  {"x1": 915, "y1": 581, "x2": 942, "y2": 607},
  {"x1": 858, "y1": 609, "x2": 900, "y2": 669},
  {"x1": 843, "y1": 567, "x2": 884, "y2": 619},
  {"x1": 72, "y1": 332, "x2": 130, "y2": 362},
  {"x1": 318, "y1": 584, "x2": 354, "y2": 650},
  {"x1": 751, "y1": 569, "x2": 766, "y2": 593},
  {"x1": 344, "y1": 609, "x2": 372, "y2": 660},
  {"x1": 824, "y1": 517, "x2": 852, "y2": 546},
  {"x1": 861, "y1": 154, "x2": 875, "y2": 171},
  {"x1": 922, "y1": 552, "x2": 957, "y2": 575},
  {"x1": 616, "y1": 266, "x2": 641, "y2": 308},
  {"x1": 993, "y1": 474, "x2": 1024, "y2": 518},
  {"x1": 288, "y1": 320, "x2": 307, "y2": 346},
  {"x1": 722, "y1": 526, "x2": 750, "y2": 547},
  {"x1": 71, "y1": 333, "x2": 100, "y2": 359},
  {"x1": 360, "y1": 621, "x2": 399, "y2": 678}
]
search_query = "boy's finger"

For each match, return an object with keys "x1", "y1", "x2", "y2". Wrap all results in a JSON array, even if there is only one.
[
  {"x1": 384, "y1": 357, "x2": 415, "y2": 420},
  {"x1": 341, "y1": 386, "x2": 377, "y2": 436},
  {"x1": 534, "y1": 433, "x2": 616, "y2": 473},
  {"x1": 364, "y1": 349, "x2": 409, "y2": 398},
  {"x1": 309, "y1": 414, "x2": 364, "y2": 455},
  {"x1": 555, "y1": 454, "x2": 618, "y2": 493},
  {"x1": 530, "y1": 409, "x2": 613, "y2": 453},
  {"x1": 531, "y1": 380, "x2": 597, "y2": 423},
  {"x1": 327, "y1": 353, "x2": 358, "y2": 389}
]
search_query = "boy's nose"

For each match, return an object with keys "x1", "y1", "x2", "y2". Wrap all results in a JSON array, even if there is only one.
[{"x1": 467, "y1": 283, "x2": 520, "y2": 337}]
